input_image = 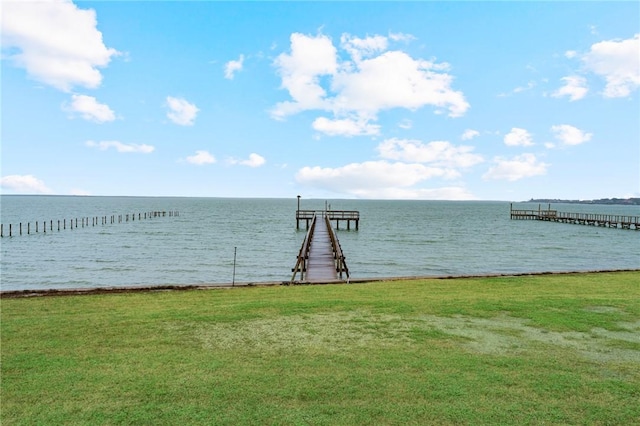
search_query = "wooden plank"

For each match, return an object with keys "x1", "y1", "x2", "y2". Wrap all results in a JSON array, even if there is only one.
[{"x1": 305, "y1": 217, "x2": 338, "y2": 282}]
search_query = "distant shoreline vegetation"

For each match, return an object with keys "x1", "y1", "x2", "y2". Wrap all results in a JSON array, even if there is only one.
[{"x1": 527, "y1": 198, "x2": 640, "y2": 206}]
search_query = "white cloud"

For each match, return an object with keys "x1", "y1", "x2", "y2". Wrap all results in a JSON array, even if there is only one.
[
  {"x1": 296, "y1": 161, "x2": 475, "y2": 199},
  {"x1": 377, "y1": 138, "x2": 483, "y2": 169},
  {"x1": 312, "y1": 117, "x2": 380, "y2": 136},
  {"x1": 340, "y1": 33, "x2": 388, "y2": 62},
  {"x1": 331, "y1": 50, "x2": 468, "y2": 118},
  {"x1": 64, "y1": 94, "x2": 115, "y2": 122},
  {"x1": 186, "y1": 150, "x2": 216, "y2": 165},
  {"x1": 499, "y1": 81, "x2": 535, "y2": 97},
  {"x1": 166, "y1": 96, "x2": 199, "y2": 126},
  {"x1": 297, "y1": 161, "x2": 457, "y2": 193},
  {"x1": 461, "y1": 129, "x2": 479, "y2": 140},
  {"x1": 271, "y1": 33, "x2": 337, "y2": 119},
  {"x1": 513, "y1": 81, "x2": 535, "y2": 93},
  {"x1": 1, "y1": 0, "x2": 119, "y2": 92},
  {"x1": 582, "y1": 34, "x2": 640, "y2": 98},
  {"x1": 85, "y1": 140, "x2": 154, "y2": 153},
  {"x1": 504, "y1": 128, "x2": 534, "y2": 147},
  {"x1": 271, "y1": 32, "x2": 469, "y2": 136},
  {"x1": 224, "y1": 54, "x2": 244, "y2": 79},
  {"x1": 552, "y1": 76, "x2": 588, "y2": 101},
  {"x1": 228, "y1": 153, "x2": 266, "y2": 168},
  {"x1": 551, "y1": 124, "x2": 592, "y2": 146},
  {"x1": 0, "y1": 174, "x2": 52, "y2": 194},
  {"x1": 483, "y1": 154, "x2": 548, "y2": 181},
  {"x1": 388, "y1": 32, "x2": 416, "y2": 43}
]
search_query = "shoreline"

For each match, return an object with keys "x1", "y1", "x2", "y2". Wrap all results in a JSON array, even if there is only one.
[{"x1": 2, "y1": 268, "x2": 638, "y2": 299}]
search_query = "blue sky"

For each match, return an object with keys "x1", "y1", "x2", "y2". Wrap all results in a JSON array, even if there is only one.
[{"x1": 2, "y1": 1, "x2": 639, "y2": 200}]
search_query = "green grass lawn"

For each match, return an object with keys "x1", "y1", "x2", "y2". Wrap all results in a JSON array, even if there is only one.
[{"x1": 2, "y1": 272, "x2": 639, "y2": 425}]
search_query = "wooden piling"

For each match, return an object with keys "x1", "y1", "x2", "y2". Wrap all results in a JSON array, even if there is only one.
[{"x1": 1, "y1": 208, "x2": 179, "y2": 239}]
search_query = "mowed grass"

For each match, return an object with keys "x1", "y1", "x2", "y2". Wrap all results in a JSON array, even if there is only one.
[{"x1": 2, "y1": 272, "x2": 639, "y2": 425}]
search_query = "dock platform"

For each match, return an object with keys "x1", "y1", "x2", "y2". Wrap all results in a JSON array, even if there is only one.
[{"x1": 296, "y1": 209, "x2": 359, "y2": 230}]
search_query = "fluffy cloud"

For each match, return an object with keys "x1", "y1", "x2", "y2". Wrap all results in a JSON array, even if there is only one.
[
  {"x1": 551, "y1": 124, "x2": 592, "y2": 146},
  {"x1": 166, "y1": 96, "x2": 199, "y2": 126},
  {"x1": 483, "y1": 154, "x2": 548, "y2": 181},
  {"x1": 377, "y1": 138, "x2": 483, "y2": 169},
  {"x1": 461, "y1": 129, "x2": 480, "y2": 140},
  {"x1": 186, "y1": 150, "x2": 216, "y2": 165},
  {"x1": 504, "y1": 128, "x2": 534, "y2": 147},
  {"x1": 1, "y1": 0, "x2": 119, "y2": 91},
  {"x1": 224, "y1": 54, "x2": 244, "y2": 79},
  {"x1": 297, "y1": 161, "x2": 457, "y2": 192},
  {"x1": 552, "y1": 76, "x2": 588, "y2": 101},
  {"x1": 295, "y1": 136, "x2": 484, "y2": 199},
  {"x1": 64, "y1": 94, "x2": 115, "y2": 122},
  {"x1": 272, "y1": 32, "x2": 469, "y2": 136},
  {"x1": 85, "y1": 140, "x2": 154, "y2": 153},
  {"x1": 582, "y1": 34, "x2": 640, "y2": 98},
  {"x1": 312, "y1": 117, "x2": 380, "y2": 136},
  {"x1": 340, "y1": 34, "x2": 388, "y2": 62},
  {"x1": 296, "y1": 161, "x2": 473, "y2": 199},
  {"x1": 0, "y1": 174, "x2": 52, "y2": 194},
  {"x1": 271, "y1": 33, "x2": 337, "y2": 119},
  {"x1": 228, "y1": 153, "x2": 266, "y2": 168}
]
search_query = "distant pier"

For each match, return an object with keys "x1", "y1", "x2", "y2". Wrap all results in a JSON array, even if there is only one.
[{"x1": 510, "y1": 204, "x2": 640, "y2": 230}]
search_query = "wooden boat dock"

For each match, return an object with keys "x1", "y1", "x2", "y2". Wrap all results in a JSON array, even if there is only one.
[
  {"x1": 291, "y1": 212, "x2": 352, "y2": 284},
  {"x1": 296, "y1": 209, "x2": 359, "y2": 230},
  {"x1": 510, "y1": 204, "x2": 640, "y2": 230}
]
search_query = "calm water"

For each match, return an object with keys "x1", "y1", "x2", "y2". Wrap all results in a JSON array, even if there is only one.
[{"x1": 1, "y1": 196, "x2": 638, "y2": 291}]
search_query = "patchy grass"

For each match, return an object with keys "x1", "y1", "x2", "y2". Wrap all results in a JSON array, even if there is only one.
[{"x1": 2, "y1": 272, "x2": 639, "y2": 425}]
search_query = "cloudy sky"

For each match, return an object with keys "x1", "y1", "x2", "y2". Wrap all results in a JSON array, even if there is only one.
[{"x1": 1, "y1": 1, "x2": 639, "y2": 200}]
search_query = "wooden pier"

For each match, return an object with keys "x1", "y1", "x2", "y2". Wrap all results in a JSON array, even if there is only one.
[
  {"x1": 296, "y1": 209, "x2": 360, "y2": 230},
  {"x1": 291, "y1": 212, "x2": 350, "y2": 284},
  {"x1": 510, "y1": 204, "x2": 640, "y2": 230}
]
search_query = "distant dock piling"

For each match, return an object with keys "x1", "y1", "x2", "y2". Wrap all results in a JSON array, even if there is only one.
[
  {"x1": 510, "y1": 204, "x2": 640, "y2": 230},
  {"x1": 1, "y1": 210, "x2": 179, "y2": 238}
]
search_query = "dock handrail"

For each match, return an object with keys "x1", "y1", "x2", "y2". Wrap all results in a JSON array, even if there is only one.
[
  {"x1": 290, "y1": 214, "x2": 317, "y2": 282},
  {"x1": 296, "y1": 210, "x2": 360, "y2": 220},
  {"x1": 324, "y1": 214, "x2": 349, "y2": 279}
]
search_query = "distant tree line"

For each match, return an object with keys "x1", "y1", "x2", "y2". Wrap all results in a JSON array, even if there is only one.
[{"x1": 528, "y1": 198, "x2": 640, "y2": 206}]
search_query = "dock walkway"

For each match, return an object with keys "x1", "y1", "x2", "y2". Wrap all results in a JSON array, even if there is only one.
[{"x1": 291, "y1": 213, "x2": 350, "y2": 284}]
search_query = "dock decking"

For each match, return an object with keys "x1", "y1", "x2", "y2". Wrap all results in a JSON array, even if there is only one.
[
  {"x1": 291, "y1": 213, "x2": 350, "y2": 284},
  {"x1": 510, "y1": 204, "x2": 640, "y2": 230}
]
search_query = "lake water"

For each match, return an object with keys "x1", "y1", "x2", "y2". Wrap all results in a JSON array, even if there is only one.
[{"x1": 1, "y1": 196, "x2": 638, "y2": 291}]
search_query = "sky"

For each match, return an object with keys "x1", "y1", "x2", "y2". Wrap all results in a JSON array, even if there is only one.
[{"x1": 1, "y1": 1, "x2": 639, "y2": 201}]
